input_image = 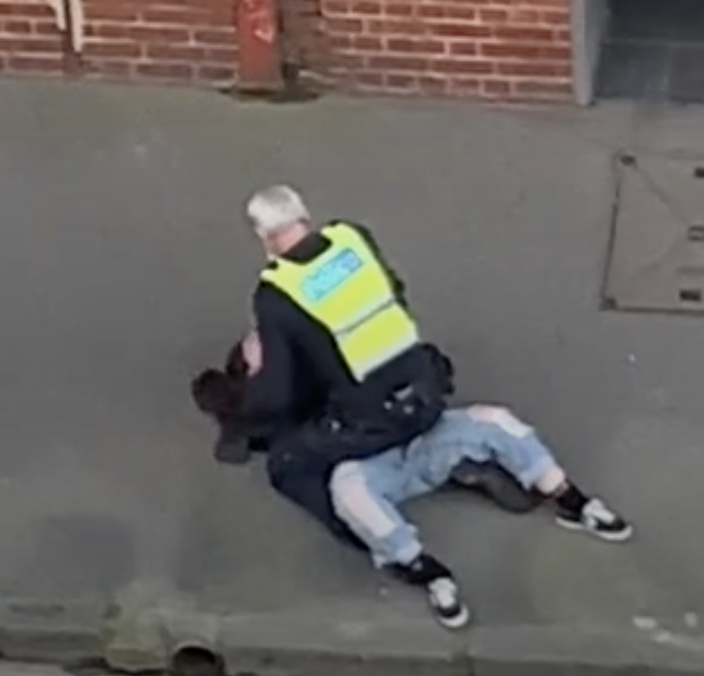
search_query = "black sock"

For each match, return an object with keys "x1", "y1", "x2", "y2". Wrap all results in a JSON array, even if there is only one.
[
  {"x1": 554, "y1": 482, "x2": 589, "y2": 515},
  {"x1": 390, "y1": 553, "x2": 453, "y2": 587}
]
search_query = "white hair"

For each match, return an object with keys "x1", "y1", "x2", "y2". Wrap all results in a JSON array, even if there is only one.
[{"x1": 245, "y1": 185, "x2": 310, "y2": 234}]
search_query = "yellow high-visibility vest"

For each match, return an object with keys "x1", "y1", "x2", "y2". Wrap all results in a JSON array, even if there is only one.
[{"x1": 260, "y1": 222, "x2": 420, "y2": 382}]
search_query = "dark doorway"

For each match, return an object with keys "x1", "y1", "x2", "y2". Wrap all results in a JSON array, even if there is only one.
[{"x1": 597, "y1": 0, "x2": 704, "y2": 103}]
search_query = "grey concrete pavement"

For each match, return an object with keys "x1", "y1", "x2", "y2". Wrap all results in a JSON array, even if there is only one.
[
  {"x1": 0, "y1": 664, "x2": 79, "y2": 676},
  {"x1": 1, "y1": 79, "x2": 704, "y2": 673}
]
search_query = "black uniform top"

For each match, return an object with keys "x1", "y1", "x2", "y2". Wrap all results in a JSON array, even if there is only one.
[{"x1": 245, "y1": 222, "x2": 430, "y2": 438}]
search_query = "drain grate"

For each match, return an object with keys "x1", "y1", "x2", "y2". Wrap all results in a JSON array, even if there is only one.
[{"x1": 603, "y1": 151, "x2": 704, "y2": 314}]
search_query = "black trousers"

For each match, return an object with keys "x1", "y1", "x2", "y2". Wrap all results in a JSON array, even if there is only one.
[
  {"x1": 264, "y1": 419, "x2": 404, "y2": 552},
  {"x1": 267, "y1": 462, "x2": 366, "y2": 551}
]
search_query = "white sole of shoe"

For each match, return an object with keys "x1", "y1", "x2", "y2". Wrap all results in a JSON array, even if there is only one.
[
  {"x1": 434, "y1": 603, "x2": 471, "y2": 630},
  {"x1": 555, "y1": 517, "x2": 634, "y2": 543}
]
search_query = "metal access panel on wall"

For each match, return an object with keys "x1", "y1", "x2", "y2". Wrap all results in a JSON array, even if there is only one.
[{"x1": 603, "y1": 152, "x2": 704, "y2": 314}]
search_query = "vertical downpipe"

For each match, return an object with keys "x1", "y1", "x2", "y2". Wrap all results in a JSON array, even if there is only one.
[
  {"x1": 60, "y1": 0, "x2": 82, "y2": 75},
  {"x1": 236, "y1": 0, "x2": 284, "y2": 94}
]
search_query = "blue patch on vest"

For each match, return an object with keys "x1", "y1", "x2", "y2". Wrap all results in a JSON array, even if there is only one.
[{"x1": 301, "y1": 247, "x2": 364, "y2": 302}]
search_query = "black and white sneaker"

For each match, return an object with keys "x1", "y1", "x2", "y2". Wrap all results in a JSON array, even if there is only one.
[
  {"x1": 556, "y1": 498, "x2": 633, "y2": 542},
  {"x1": 426, "y1": 577, "x2": 471, "y2": 630},
  {"x1": 389, "y1": 553, "x2": 471, "y2": 630}
]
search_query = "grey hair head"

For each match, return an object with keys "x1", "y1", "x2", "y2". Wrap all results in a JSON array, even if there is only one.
[{"x1": 245, "y1": 185, "x2": 311, "y2": 235}]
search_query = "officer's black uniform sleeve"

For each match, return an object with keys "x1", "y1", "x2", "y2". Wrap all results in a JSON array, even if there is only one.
[
  {"x1": 345, "y1": 222, "x2": 408, "y2": 305},
  {"x1": 244, "y1": 284, "x2": 297, "y2": 428}
]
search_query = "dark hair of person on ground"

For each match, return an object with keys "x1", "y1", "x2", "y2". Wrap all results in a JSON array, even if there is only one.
[{"x1": 190, "y1": 339, "x2": 249, "y2": 431}]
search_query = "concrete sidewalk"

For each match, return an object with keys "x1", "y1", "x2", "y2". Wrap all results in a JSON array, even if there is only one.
[{"x1": 1, "y1": 79, "x2": 704, "y2": 675}]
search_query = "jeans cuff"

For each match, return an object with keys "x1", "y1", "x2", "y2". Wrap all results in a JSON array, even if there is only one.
[{"x1": 515, "y1": 454, "x2": 556, "y2": 489}]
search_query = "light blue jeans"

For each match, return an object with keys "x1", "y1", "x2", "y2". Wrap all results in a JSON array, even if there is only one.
[{"x1": 329, "y1": 406, "x2": 558, "y2": 567}]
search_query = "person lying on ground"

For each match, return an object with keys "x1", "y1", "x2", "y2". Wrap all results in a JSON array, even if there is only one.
[{"x1": 191, "y1": 336, "x2": 633, "y2": 631}]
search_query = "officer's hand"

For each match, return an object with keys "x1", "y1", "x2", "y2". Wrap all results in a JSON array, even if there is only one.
[{"x1": 242, "y1": 329, "x2": 263, "y2": 376}]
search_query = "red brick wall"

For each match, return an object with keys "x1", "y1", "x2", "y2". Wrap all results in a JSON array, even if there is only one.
[
  {"x1": 0, "y1": 0, "x2": 575, "y2": 101},
  {"x1": 0, "y1": 1, "x2": 63, "y2": 75},
  {"x1": 323, "y1": 0, "x2": 574, "y2": 101},
  {"x1": 0, "y1": 0, "x2": 237, "y2": 85}
]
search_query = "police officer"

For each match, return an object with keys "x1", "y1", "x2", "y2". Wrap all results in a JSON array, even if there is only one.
[{"x1": 242, "y1": 184, "x2": 453, "y2": 462}]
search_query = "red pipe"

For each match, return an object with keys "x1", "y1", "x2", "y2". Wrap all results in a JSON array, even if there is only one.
[{"x1": 236, "y1": 0, "x2": 283, "y2": 93}]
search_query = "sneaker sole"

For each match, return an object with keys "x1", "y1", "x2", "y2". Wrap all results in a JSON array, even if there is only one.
[
  {"x1": 434, "y1": 603, "x2": 471, "y2": 630},
  {"x1": 555, "y1": 516, "x2": 634, "y2": 543}
]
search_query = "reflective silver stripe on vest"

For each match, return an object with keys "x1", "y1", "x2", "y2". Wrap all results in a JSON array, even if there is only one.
[
  {"x1": 327, "y1": 292, "x2": 421, "y2": 380},
  {"x1": 333, "y1": 294, "x2": 396, "y2": 338},
  {"x1": 343, "y1": 326, "x2": 421, "y2": 381}
]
